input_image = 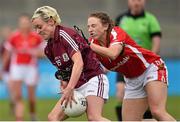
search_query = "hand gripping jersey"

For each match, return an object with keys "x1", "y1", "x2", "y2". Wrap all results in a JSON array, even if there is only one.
[
  {"x1": 45, "y1": 25, "x2": 103, "y2": 88},
  {"x1": 5, "y1": 31, "x2": 43, "y2": 66},
  {"x1": 90, "y1": 27, "x2": 161, "y2": 78}
]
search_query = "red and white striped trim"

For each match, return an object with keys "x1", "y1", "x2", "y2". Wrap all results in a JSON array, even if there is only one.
[
  {"x1": 154, "y1": 59, "x2": 168, "y2": 85},
  {"x1": 59, "y1": 30, "x2": 79, "y2": 51},
  {"x1": 126, "y1": 44, "x2": 150, "y2": 68}
]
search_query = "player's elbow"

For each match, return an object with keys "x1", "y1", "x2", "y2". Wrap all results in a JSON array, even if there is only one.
[
  {"x1": 110, "y1": 55, "x2": 117, "y2": 60},
  {"x1": 109, "y1": 53, "x2": 119, "y2": 60},
  {"x1": 75, "y1": 58, "x2": 84, "y2": 71},
  {"x1": 108, "y1": 44, "x2": 123, "y2": 60},
  {"x1": 108, "y1": 47, "x2": 122, "y2": 60},
  {"x1": 79, "y1": 60, "x2": 84, "y2": 70}
]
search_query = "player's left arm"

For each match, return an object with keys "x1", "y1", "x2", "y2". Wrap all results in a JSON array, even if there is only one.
[
  {"x1": 60, "y1": 51, "x2": 83, "y2": 106},
  {"x1": 59, "y1": 30, "x2": 84, "y2": 106},
  {"x1": 90, "y1": 28, "x2": 125, "y2": 60},
  {"x1": 66, "y1": 51, "x2": 83, "y2": 90},
  {"x1": 60, "y1": 31, "x2": 84, "y2": 90}
]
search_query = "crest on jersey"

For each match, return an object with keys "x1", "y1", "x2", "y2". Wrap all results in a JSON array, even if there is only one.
[{"x1": 62, "y1": 53, "x2": 69, "y2": 62}]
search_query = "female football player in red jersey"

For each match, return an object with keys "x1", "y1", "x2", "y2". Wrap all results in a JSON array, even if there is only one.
[
  {"x1": 31, "y1": 6, "x2": 110, "y2": 121},
  {"x1": 87, "y1": 12, "x2": 175, "y2": 121},
  {"x1": 4, "y1": 14, "x2": 44, "y2": 121}
]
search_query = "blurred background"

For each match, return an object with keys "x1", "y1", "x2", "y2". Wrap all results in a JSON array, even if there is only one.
[{"x1": 0, "y1": 0, "x2": 180, "y2": 121}]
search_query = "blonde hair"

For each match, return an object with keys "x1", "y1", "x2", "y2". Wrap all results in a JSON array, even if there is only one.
[{"x1": 32, "y1": 6, "x2": 61, "y2": 24}]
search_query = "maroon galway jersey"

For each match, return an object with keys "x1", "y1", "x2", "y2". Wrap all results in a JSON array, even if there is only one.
[{"x1": 45, "y1": 25, "x2": 104, "y2": 88}]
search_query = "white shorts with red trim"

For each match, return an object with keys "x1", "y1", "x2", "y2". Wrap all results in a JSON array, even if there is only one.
[
  {"x1": 124, "y1": 59, "x2": 168, "y2": 99},
  {"x1": 76, "y1": 74, "x2": 109, "y2": 100},
  {"x1": 9, "y1": 64, "x2": 38, "y2": 86}
]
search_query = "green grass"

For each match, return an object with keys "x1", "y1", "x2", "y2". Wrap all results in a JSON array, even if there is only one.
[{"x1": 0, "y1": 96, "x2": 180, "y2": 121}]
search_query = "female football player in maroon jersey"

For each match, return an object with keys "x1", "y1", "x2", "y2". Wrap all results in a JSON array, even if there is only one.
[
  {"x1": 32, "y1": 6, "x2": 110, "y2": 121},
  {"x1": 87, "y1": 12, "x2": 175, "y2": 121}
]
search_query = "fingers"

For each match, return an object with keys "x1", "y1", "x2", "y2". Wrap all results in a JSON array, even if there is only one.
[
  {"x1": 69, "y1": 97, "x2": 72, "y2": 108},
  {"x1": 60, "y1": 95, "x2": 65, "y2": 105},
  {"x1": 60, "y1": 95, "x2": 73, "y2": 108},
  {"x1": 63, "y1": 97, "x2": 69, "y2": 108},
  {"x1": 60, "y1": 90, "x2": 74, "y2": 108},
  {"x1": 72, "y1": 94, "x2": 77, "y2": 104}
]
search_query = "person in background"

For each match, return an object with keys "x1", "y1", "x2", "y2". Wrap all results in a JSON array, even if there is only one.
[
  {"x1": 0, "y1": 26, "x2": 14, "y2": 114},
  {"x1": 115, "y1": 0, "x2": 162, "y2": 120},
  {"x1": 87, "y1": 12, "x2": 175, "y2": 121},
  {"x1": 4, "y1": 14, "x2": 44, "y2": 121},
  {"x1": 31, "y1": 6, "x2": 110, "y2": 121}
]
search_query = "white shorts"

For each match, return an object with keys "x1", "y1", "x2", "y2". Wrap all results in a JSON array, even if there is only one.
[
  {"x1": 76, "y1": 74, "x2": 109, "y2": 100},
  {"x1": 124, "y1": 59, "x2": 168, "y2": 99},
  {"x1": 10, "y1": 64, "x2": 38, "y2": 86}
]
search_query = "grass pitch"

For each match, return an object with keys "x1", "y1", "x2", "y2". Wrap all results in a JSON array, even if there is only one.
[{"x1": 0, "y1": 96, "x2": 179, "y2": 121}]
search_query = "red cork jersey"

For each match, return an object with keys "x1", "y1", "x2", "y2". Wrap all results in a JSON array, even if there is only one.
[
  {"x1": 90, "y1": 27, "x2": 160, "y2": 78},
  {"x1": 5, "y1": 31, "x2": 42, "y2": 65}
]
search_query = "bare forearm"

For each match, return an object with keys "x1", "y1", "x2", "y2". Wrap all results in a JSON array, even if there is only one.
[
  {"x1": 90, "y1": 43, "x2": 123, "y2": 60},
  {"x1": 67, "y1": 62, "x2": 83, "y2": 89},
  {"x1": 90, "y1": 43, "x2": 110, "y2": 57}
]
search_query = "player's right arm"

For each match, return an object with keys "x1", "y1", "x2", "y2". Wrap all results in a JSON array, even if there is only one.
[
  {"x1": 90, "y1": 28, "x2": 125, "y2": 60},
  {"x1": 90, "y1": 42, "x2": 123, "y2": 60},
  {"x1": 59, "y1": 30, "x2": 83, "y2": 107}
]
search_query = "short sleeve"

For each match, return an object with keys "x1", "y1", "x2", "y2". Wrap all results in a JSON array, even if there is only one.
[
  {"x1": 110, "y1": 27, "x2": 126, "y2": 46},
  {"x1": 149, "y1": 14, "x2": 161, "y2": 35},
  {"x1": 60, "y1": 30, "x2": 79, "y2": 58}
]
